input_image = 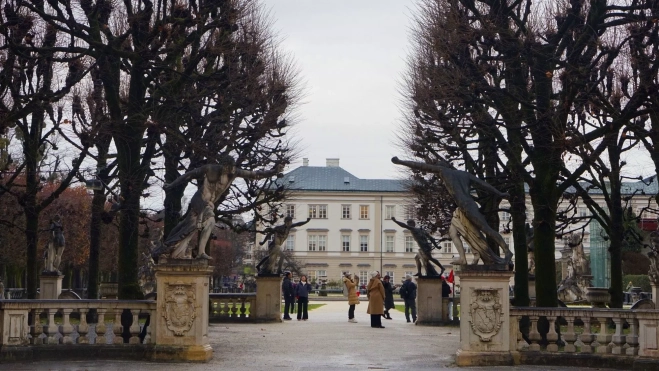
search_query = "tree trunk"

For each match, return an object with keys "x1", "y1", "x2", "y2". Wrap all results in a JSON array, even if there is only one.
[
  {"x1": 163, "y1": 144, "x2": 184, "y2": 237},
  {"x1": 530, "y1": 172, "x2": 559, "y2": 308},
  {"x1": 88, "y1": 188, "x2": 105, "y2": 299},
  {"x1": 511, "y1": 179, "x2": 529, "y2": 306},
  {"x1": 608, "y1": 137, "x2": 624, "y2": 308}
]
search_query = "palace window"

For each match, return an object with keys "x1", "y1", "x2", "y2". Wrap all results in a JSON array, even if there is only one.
[
  {"x1": 308, "y1": 204, "x2": 327, "y2": 219},
  {"x1": 360, "y1": 235, "x2": 369, "y2": 252},
  {"x1": 385, "y1": 271, "x2": 395, "y2": 283},
  {"x1": 385, "y1": 235, "x2": 395, "y2": 253},
  {"x1": 285, "y1": 235, "x2": 295, "y2": 251},
  {"x1": 385, "y1": 205, "x2": 396, "y2": 220},
  {"x1": 359, "y1": 205, "x2": 369, "y2": 219},
  {"x1": 342, "y1": 204, "x2": 351, "y2": 219},
  {"x1": 342, "y1": 235, "x2": 351, "y2": 252},
  {"x1": 405, "y1": 236, "x2": 415, "y2": 252},
  {"x1": 286, "y1": 204, "x2": 296, "y2": 219},
  {"x1": 359, "y1": 271, "x2": 369, "y2": 285},
  {"x1": 441, "y1": 241, "x2": 452, "y2": 254},
  {"x1": 308, "y1": 234, "x2": 327, "y2": 251}
]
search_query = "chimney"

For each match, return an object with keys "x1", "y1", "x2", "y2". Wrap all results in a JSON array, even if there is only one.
[
  {"x1": 326, "y1": 158, "x2": 340, "y2": 167},
  {"x1": 302, "y1": 158, "x2": 309, "y2": 166}
]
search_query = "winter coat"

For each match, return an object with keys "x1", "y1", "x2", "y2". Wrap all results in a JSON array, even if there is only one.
[
  {"x1": 295, "y1": 282, "x2": 312, "y2": 298},
  {"x1": 383, "y1": 281, "x2": 395, "y2": 310},
  {"x1": 442, "y1": 280, "x2": 451, "y2": 298},
  {"x1": 282, "y1": 276, "x2": 295, "y2": 302},
  {"x1": 401, "y1": 280, "x2": 417, "y2": 300},
  {"x1": 343, "y1": 276, "x2": 360, "y2": 305},
  {"x1": 366, "y1": 278, "x2": 385, "y2": 315}
]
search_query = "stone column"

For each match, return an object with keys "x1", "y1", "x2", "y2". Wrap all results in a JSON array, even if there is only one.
[
  {"x1": 39, "y1": 273, "x2": 63, "y2": 299},
  {"x1": 152, "y1": 257, "x2": 213, "y2": 362},
  {"x1": 253, "y1": 275, "x2": 282, "y2": 322},
  {"x1": 652, "y1": 282, "x2": 659, "y2": 307},
  {"x1": 416, "y1": 276, "x2": 443, "y2": 325},
  {"x1": 528, "y1": 276, "x2": 536, "y2": 301},
  {"x1": 455, "y1": 266, "x2": 514, "y2": 367}
]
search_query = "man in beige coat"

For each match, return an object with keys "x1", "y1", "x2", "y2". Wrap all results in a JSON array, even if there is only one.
[
  {"x1": 343, "y1": 272, "x2": 360, "y2": 323},
  {"x1": 367, "y1": 271, "x2": 386, "y2": 328}
]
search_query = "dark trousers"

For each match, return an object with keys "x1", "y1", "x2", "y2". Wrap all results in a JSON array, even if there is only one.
[
  {"x1": 297, "y1": 297, "x2": 309, "y2": 319},
  {"x1": 348, "y1": 304, "x2": 355, "y2": 319},
  {"x1": 370, "y1": 314, "x2": 383, "y2": 327},
  {"x1": 404, "y1": 298, "x2": 417, "y2": 321},
  {"x1": 284, "y1": 299, "x2": 295, "y2": 318}
]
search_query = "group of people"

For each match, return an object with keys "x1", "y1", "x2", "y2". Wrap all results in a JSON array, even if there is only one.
[
  {"x1": 342, "y1": 271, "x2": 419, "y2": 328},
  {"x1": 281, "y1": 271, "x2": 313, "y2": 321}
]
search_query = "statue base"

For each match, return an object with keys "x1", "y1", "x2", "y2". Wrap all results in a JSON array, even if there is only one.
[
  {"x1": 415, "y1": 277, "x2": 443, "y2": 326},
  {"x1": 153, "y1": 258, "x2": 213, "y2": 362},
  {"x1": 253, "y1": 276, "x2": 282, "y2": 322},
  {"x1": 455, "y1": 268, "x2": 513, "y2": 366},
  {"x1": 39, "y1": 274, "x2": 63, "y2": 299}
]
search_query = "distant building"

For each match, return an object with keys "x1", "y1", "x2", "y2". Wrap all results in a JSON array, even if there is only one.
[{"x1": 252, "y1": 158, "x2": 658, "y2": 287}]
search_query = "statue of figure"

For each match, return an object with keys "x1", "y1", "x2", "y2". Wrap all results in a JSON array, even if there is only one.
[
  {"x1": 139, "y1": 228, "x2": 161, "y2": 295},
  {"x1": 567, "y1": 233, "x2": 587, "y2": 276},
  {"x1": 391, "y1": 157, "x2": 513, "y2": 266},
  {"x1": 557, "y1": 258, "x2": 583, "y2": 302},
  {"x1": 153, "y1": 156, "x2": 283, "y2": 260},
  {"x1": 256, "y1": 217, "x2": 311, "y2": 275},
  {"x1": 391, "y1": 217, "x2": 445, "y2": 276},
  {"x1": 526, "y1": 223, "x2": 535, "y2": 276},
  {"x1": 42, "y1": 215, "x2": 65, "y2": 273}
]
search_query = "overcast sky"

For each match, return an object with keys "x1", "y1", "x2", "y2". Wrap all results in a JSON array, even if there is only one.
[{"x1": 261, "y1": 0, "x2": 416, "y2": 179}]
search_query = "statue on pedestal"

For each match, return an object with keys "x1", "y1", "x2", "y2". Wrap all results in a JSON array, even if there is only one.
[
  {"x1": 256, "y1": 217, "x2": 310, "y2": 275},
  {"x1": 391, "y1": 217, "x2": 444, "y2": 276},
  {"x1": 648, "y1": 226, "x2": 659, "y2": 284},
  {"x1": 153, "y1": 156, "x2": 283, "y2": 260},
  {"x1": 42, "y1": 215, "x2": 65, "y2": 273},
  {"x1": 391, "y1": 157, "x2": 513, "y2": 266},
  {"x1": 526, "y1": 223, "x2": 535, "y2": 276},
  {"x1": 557, "y1": 233, "x2": 591, "y2": 302}
]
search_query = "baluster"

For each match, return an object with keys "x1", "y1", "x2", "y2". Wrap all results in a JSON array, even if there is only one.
[
  {"x1": 595, "y1": 317, "x2": 611, "y2": 354},
  {"x1": 44, "y1": 309, "x2": 59, "y2": 344},
  {"x1": 230, "y1": 299, "x2": 238, "y2": 318},
  {"x1": 129, "y1": 309, "x2": 141, "y2": 344},
  {"x1": 563, "y1": 316, "x2": 577, "y2": 353},
  {"x1": 78, "y1": 309, "x2": 89, "y2": 344},
  {"x1": 579, "y1": 317, "x2": 594, "y2": 353},
  {"x1": 95, "y1": 309, "x2": 107, "y2": 345},
  {"x1": 113, "y1": 310, "x2": 123, "y2": 344},
  {"x1": 30, "y1": 309, "x2": 44, "y2": 345},
  {"x1": 210, "y1": 298, "x2": 217, "y2": 318},
  {"x1": 240, "y1": 298, "x2": 247, "y2": 318},
  {"x1": 626, "y1": 318, "x2": 639, "y2": 356},
  {"x1": 143, "y1": 309, "x2": 153, "y2": 344},
  {"x1": 515, "y1": 316, "x2": 528, "y2": 350},
  {"x1": 222, "y1": 301, "x2": 230, "y2": 318},
  {"x1": 528, "y1": 315, "x2": 541, "y2": 351},
  {"x1": 60, "y1": 308, "x2": 74, "y2": 344},
  {"x1": 611, "y1": 317, "x2": 626, "y2": 354},
  {"x1": 546, "y1": 316, "x2": 559, "y2": 352}
]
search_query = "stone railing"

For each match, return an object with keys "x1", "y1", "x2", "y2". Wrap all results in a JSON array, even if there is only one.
[
  {"x1": 510, "y1": 307, "x2": 659, "y2": 368},
  {"x1": 0, "y1": 299, "x2": 156, "y2": 351},
  {"x1": 209, "y1": 293, "x2": 257, "y2": 323}
]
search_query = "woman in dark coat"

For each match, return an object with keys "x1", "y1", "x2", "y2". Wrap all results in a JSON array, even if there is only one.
[{"x1": 382, "y1": 275, "x2": 395, "y2": 320}]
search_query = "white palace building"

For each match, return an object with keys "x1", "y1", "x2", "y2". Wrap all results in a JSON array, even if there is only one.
[{"x1": 250, "y1": 158, "x2": 658, "y2": 287}]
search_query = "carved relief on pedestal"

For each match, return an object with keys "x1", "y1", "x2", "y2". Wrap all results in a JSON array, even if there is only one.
[
  {"x1": 468, "y1": 288, "x2": 504, "y2": 342},
  {"x1": 162, "y1": 281, "x2": 197, "y2": 336}
]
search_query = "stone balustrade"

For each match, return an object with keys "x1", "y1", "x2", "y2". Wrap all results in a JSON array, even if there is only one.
[
  {"x1": 509, "y1": 306, "x2": 659, "y2": 367},
  {"x1": 209, "y1": 293, "x2": 257, "y2": 323},
  {"x1": 0, "y1": 299, "x2": 156, "y2": 349}
]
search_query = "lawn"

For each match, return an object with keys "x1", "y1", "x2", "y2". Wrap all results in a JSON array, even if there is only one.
[{"x1": 210, "y1": 302, "x2": 325, "y2": 316}]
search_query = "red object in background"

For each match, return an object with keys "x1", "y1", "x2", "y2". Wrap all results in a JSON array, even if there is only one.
[
  {"x1": 356, "y1": 291, "x2": 360, "y2": 297},
  {"x1": 447, "y1": 270, "x2": 454, "y2": 283}
]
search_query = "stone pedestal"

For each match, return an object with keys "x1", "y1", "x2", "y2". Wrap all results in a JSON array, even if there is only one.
[
  {"x1": 415, "y1": 277, "x2": 443, "y2": 326},
  {"x1": 39, "y1": 273, "x2": 63, "y2": 299},
  {"x1": 153, "y1": 258, "x2": 213, "y2": 362},
  {"x1": 652, "y1": 282, "x2": 659, "y2": 307},
  {"x1": 253, "y1": 275, "x2": 282, "y2": 322},
  {"x1": 455, "y1": 267, "x2": 514, "y2": 367},
  {"x1": 528, "y1": 276, "x2": 536, "y2": 300}
]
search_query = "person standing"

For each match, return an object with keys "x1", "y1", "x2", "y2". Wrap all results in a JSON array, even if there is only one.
[
  {"x1": 295, "y1": 275, "x2": 312, "y2": 321},
  {"x1": 343, "y1": 272, "x2": 360, "y2": 323},
  {"x1": 400, "y1": 274, "x2": 417, "y2": 323},
  {"x1": 282, "y1": 271, "x2": 295, "y2": 320},
  {"x1": 382, "y1": 275, "x2": 395, "y2": 320},
  {"x1": 367, "y1": 271, "x2": 386, "y2": 328}
]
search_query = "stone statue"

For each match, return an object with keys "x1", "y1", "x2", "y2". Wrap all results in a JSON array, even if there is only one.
[
  {"x1": 557, "y1": 233, "x2": 591, "y2": 303},
  {"x1": 391, "y1": 157, "x2": 513, "y2": 266},
  {"x1": 256, "y1": 217, "x2": 310, "y2": 275},
  {"x1": 139, "y1": 228, "x2": 161, "y2": 295},
  {"x1": 526, "y1": 223, "x2": 535, "y2": 276},
  {"x1": 42, "y1": 215, "x2": 65, "y2": 273},
  {"x1": 153, "y1": 156, "x2": 283, "y2": 260},
  {"x1": 391, "y1": 217, "x2": 445, "y2": 276}
]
